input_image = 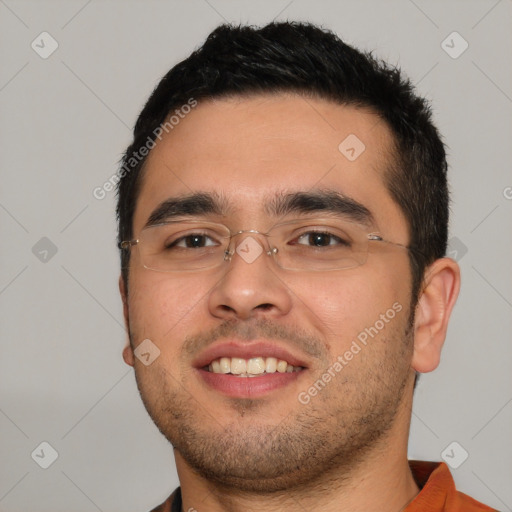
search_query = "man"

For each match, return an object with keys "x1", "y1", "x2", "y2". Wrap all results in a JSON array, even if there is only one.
[{"x1": 116, "y1": 22, "x2": 494, "y2": 511}]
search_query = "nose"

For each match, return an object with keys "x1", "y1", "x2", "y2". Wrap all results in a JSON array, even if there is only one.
[{"x1": 208, "y1": 233, "x2": 292, "y2": 321}]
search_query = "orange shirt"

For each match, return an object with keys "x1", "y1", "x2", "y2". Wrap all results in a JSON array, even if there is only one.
[
  {"x1": 406, "y1": 461, "x2": 496, "y2": 511},
  {"x1": 149, "y1": 460, "x2": 496, "y2": 511}
]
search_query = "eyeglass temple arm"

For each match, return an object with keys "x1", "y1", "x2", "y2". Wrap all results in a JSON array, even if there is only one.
[{"x1": 119, "y1": 239, "x2": 139, "y2": 249}]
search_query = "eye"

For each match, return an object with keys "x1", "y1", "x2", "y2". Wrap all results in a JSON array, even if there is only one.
[
  {"x1": 295, "y1": 231, "x2": 349, "y2": 248},
  {"x1": 168, "y1": 233, "x2": 218, "y2": 249}
]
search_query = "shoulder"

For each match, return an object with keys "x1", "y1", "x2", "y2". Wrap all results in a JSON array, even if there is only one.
[
  {"x1": 147, "y1": 487, "x2": 180, "y2": 512},
  {"x1": 448, "y1": 489, "x2": 498, "y2": 511},
  {"x1": 408, "y1": 461, "x2": 496, "y2": 511}
]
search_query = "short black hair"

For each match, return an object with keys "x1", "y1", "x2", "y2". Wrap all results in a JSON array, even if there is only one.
[{"x1": 116, "y1": 21, "x2": 449, "y2": 303}]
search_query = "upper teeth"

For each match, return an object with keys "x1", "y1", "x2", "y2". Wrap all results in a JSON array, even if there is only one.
[{"x1": 208, "y1": 357, "x2": 302, "y2": 376}]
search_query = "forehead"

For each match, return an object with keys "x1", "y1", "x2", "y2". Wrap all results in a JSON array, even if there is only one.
[{"x1": 133, "y1": 94, "x2": 407, "y2": 238}]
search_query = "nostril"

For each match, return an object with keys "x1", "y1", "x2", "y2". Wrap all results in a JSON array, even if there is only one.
[{"x1": 256, "y1": 303, "x2": 274, "y2": 311}]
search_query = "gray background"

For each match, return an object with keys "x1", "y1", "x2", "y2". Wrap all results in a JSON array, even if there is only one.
[{"x1": 1, "y1": 0, "x2": 511, "y2": 511}]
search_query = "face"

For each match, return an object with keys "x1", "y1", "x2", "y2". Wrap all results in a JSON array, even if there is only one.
[{"x1": 122, "y1": 94, "x2": 417, "y2": 491}]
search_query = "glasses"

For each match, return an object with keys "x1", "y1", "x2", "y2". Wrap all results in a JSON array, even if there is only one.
[{"x1": 120, "y1": 218, "x2": 409, "y2": 273}]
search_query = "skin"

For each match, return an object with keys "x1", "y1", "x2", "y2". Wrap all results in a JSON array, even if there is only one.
[{"x1": 120, "y1": 94, "x2": 460, "y2": 512}]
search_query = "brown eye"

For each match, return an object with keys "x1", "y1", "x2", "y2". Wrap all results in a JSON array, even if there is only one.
[
  {"x1": 295, "y1": 231, "x2": 349, "y2": 247},
  {"x1": 168, "y1": 234, "x2": 218, "y2": 249}
]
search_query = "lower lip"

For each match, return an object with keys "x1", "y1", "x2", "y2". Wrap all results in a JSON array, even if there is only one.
[{"x1": 197, "y1": 369, "x2": 303, "y2": 398}]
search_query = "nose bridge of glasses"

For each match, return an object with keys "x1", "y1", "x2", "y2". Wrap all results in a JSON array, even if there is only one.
[{"x1": 225, "y1": 229, "x2": 275, "y2": 261}]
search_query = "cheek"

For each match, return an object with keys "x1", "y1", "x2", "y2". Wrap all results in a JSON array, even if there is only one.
[
  {"x1": 127, "y1": 273, "x2": 209, "y2": 347},
  {"x1": 288, "y1": 262, "x2": 409, "y2": 344}
]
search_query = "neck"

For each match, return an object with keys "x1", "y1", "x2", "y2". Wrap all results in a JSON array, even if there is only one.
[
  {"x1": 175, "y1": 399, "x2": 420, "y2": 512},
  {"x1": 177, "y1": 455, "x2": 418, "y2": 512}
]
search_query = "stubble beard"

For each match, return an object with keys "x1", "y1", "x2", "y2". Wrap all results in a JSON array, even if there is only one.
[{"x1": 132, "y1": 312, "x2": 414, "y2": 493}]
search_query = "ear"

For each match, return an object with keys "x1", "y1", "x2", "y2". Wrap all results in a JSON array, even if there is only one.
[
  {"x1": 119, "y1": 275, "x2": 134, "y2": 367},
  {"x1": 411, "y1": 257, "x2": 461, "y2": 373}
]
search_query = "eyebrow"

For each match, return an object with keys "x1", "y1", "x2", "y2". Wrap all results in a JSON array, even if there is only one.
[
  {"x1": 144, "y1": 189, "x2": 374, "y2": 228},
  {"x1": 145, "y1": 192, "x2": 231, "y2": 227},
  {"x1": 266, "y1": 190, "x2": 374, "y2": 226}
]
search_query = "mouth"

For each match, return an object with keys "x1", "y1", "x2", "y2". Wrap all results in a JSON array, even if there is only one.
[
  {"x1": 204, "y1": 356, "x2": 304, "y2": 377},
  {"x1": 194, "y1": 341, "x2": 309, "y2": 398}
]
